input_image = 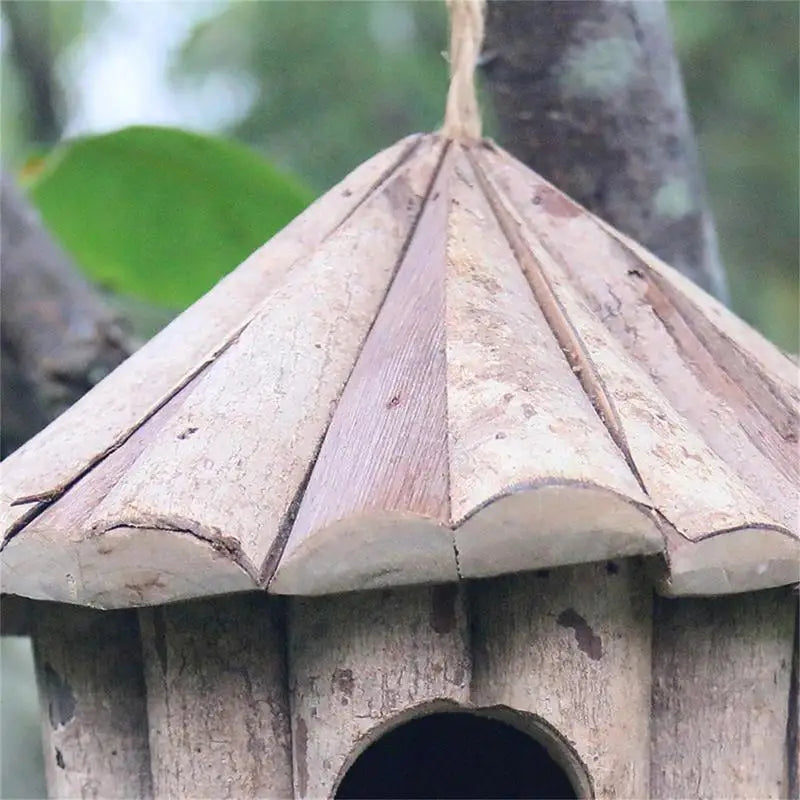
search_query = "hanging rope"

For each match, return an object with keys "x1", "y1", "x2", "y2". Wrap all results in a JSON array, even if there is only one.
[{"x1": 441, "y1": 0, "x2": 486, "y2": 142}]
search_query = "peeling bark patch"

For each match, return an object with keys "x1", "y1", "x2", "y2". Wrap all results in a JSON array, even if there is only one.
[
  {"x1": 332, "y1": 668, "x2": 355, "y2": 704},
  {"x1": 430, "y1": 584, "x2": 458, "y2": 633},
  {"x1": 44, "y1": 664, "x2": 76, "y2": 728},
  {"x1": 54, "y1": 748, "x2": 65, "y2": 769},
  {"x1": 557, "y1": 608, "x2": 603, "y2": 660},
  {"x1": 152, "y1": 608, "x2": 168, "y2": 676},
  {"x1": 295, "y1": 717, "x2": 309, "y2": 797}
]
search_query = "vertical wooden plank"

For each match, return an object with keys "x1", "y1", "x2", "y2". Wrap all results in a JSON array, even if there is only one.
[
  {"x1": 288, "y1": 584, "x2": 471, "y2": 798},
  {"x1": 139, "y1": 593, "x2": 292, "y2": 800},
  {"x1": 651, "y1": 588, "x2": 796, "y2": 799},
  {"x1": 470, "y1": 561, "x2": 653, "y2": 799},
  {"x1": 32, "y1": 604, "x2": 152, "y2": 799}
]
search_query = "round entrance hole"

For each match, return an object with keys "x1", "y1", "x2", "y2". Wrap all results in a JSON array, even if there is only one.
[{"x1": 335, "y1": 711, "x2": 580, "y2": 799}]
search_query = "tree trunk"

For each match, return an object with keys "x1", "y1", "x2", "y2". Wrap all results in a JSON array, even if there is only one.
[
  {"x1": 2, "y1": 1, "x2": 62, "y2": 146},
  {"x1": 482, "y1": 0, "x2": 728, "y2": 301}
]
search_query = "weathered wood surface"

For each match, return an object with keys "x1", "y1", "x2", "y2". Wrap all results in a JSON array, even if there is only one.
[
  {"x1": 482, "y1": 146, "x2": 797, "y2": 533},
  {"x1": 272, "y1": 145, "x2": 452, "y2": 595},
  {"x1": 32, "y1": 604, "x2": 152, "y2": 799},
  {"x1": 650, "y1": 589, "x2": 796, "y2": 799},
  {"x1": 1, "y1": 138, "x2": 442, "y2": 607},
  {"x1": 447, "y1": 147, "x2": 660, "y2": 578},
  {"x1": 288, "y1": 584, "x2": 471, "y2": 798},
  {"x1": 95, "y1": 139, "x2": 442, "y2": 587},
  {"x1": 470, "y1": 562, "x2": 653, "y2": 799},
  {"x1": 0, "y1": 134, "x2": 421, "y2": 513},
  {"x1": 139, "y1": 594, "x2": 292, "y2": 800},
  {"x1": 3, "y1": 136, "x2": 797, "y2": 605},
  {"x1": 2, "y1": 377, "x2": 256, "y2": 607},
  {"x1": 475, "y1": 145, "x2": 798, "y2": 594}
]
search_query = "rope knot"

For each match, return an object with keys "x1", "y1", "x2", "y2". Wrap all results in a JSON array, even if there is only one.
[{"x1": 441, "y1": 0, "x2": 486, "y2": 142}]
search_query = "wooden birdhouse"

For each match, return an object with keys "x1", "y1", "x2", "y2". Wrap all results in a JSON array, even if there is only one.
[{"x1": 2, "y1": 3, "x2": 798, "y2": 798}]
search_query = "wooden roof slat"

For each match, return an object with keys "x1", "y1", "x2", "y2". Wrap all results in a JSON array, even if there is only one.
[
  {"x1": 1, "y1": 137, "x2": 439, "y2": 607},
  {"x1": 0, "y1": 135, "x2": 422, "y2": 520},
  {"x1": 2, "y1": 375, "x2": 257, "y2": 606},
  {"x1": 84, "y1": 139, "x2": 443, "y2": 583},
  {"x1": 2, "y1": 134, "x2": 797, "y2": 604},
  {"x1": 480, "y1": 147, "x2": 798, "y2": 528},
  {"x1": 476, "y1": 146, "x2": 799, "y2": 592},
  {"x1": 446, "y1": 148, "x2": 661, "y2": 578},
  {"x1": 270, "y1": 143, "x2": 455, "y2": 596}
]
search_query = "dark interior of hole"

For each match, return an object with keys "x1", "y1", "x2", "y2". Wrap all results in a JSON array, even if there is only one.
[{"x1": 335, "y1": 711, "x2": 578, "y2": 800}]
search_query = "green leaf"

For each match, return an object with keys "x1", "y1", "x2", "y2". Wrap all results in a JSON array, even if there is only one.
[{"x1": 26, "y1": 125, "x2": 314, "y2": 308}]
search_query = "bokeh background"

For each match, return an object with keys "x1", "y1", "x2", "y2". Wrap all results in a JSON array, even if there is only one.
[{"x1": 1, "y1": 1, "x2": 798, "y2": 797}]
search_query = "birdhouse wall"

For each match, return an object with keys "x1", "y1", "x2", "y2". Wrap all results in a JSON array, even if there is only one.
[
  {"x1": 650, "y1": 588, "x2": 797, "y2": 799},
  {"x1": 24, "y1": 571, "x2": 798, "y2": 799},
  {"x1": 137, "y1": 594, "x2": 292, "y2": 799},
  {"x1": 470, "y1": 562, "x2": 653, "y2": 798},
  {"x1": 32, "y1": 605, "x2": 152, "y2": 798},
  {"x1": 288, "y1": 585, "x2": 472, "y2": 798}
]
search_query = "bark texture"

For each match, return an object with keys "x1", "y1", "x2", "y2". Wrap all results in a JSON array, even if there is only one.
[
  {"x1": 482, "y1": 0, "x2": 728, "y2": 300},
  {"x1": 32, "y1": 605, "x2": 153, "y2": 799},
  {"x1": 138, "y1": 594, "x2": 293, "y2": 799},
  {"x1": 1, "y1": 174, "x2": 132, "y2": 456},
  {"x1": 650, "y1": 589, "x2": 797, "y2": 799}
]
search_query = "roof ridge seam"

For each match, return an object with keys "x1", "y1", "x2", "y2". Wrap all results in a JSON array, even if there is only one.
[
  {"x1": 442, "y1": 146, "x2": 462, "y2": 579},
  {"x1": 4, "y1": 138, "x2": 429, "y2": 524},
  {"x1": 260, "y1": 137, "x2": 455, "y2": 591},
  {"x1": 465, "y1": 148, "x2": 653, "y2": 504}
]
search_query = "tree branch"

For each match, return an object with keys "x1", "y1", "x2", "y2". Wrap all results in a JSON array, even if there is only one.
[
  {"x1": 482, "y1": 0, "x2": 728, "y2": 300},
  {"x1": 1, "y1": 174, "x2": 133, "y2": 455}
]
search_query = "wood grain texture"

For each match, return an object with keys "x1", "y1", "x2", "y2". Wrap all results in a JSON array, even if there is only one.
[
  {"x1": 2, "y1": 378, "x2": 256, "y2": 607},
  {"x1": 650, "y1": 589, "x2": 796, "y2": 799},
  {"x1": 288, "y1": 584, "x2": 471, "y2": 798},
  {"x1": 470, "y1": 562, "x2": 653, "y2": 799},
  {"x1": 4, "y1": 136, "x2": 798, "y2": 604},
  {"x1": 13, "y1": 138, "x2": 443, "y2": 610},
  {"x1": 32, "y1": 605, "x2": 152, "y2": 799},
  {"x1": 139, "y1": 594, "x2": 292, "y2": 800},
  {"x1": 271, "y1": 143, "x2": 453, "y2": 595},
  {"x1": 445, "y1": 147, "x2": 660, "y2": 578},
  {"x1": 0, "y1": 134, "x2": 421, "y2": 515},
  {"x1": 480, "y1": 145, "x2": 798, "y2": 529},
  {"x1": 472, "y1": 147, "x2": 800, "y2": 594},
  {"x1": 92, "y1": 139, "x2": 440, "y2": 573}
]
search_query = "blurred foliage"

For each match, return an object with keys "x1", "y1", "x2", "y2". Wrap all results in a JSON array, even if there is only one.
[
  {"x1": 1, "y1": 0, "x2": 795, "y2": 346},
  {"x1": 1, "y1": 1, "x2": 108, "y2": 151},
  {"x1": 174, "y1": 1, "x2": 449, "y2": 191},
  {"x1": 669, "y1": 0, "x2": 799, "y2": 350},
  {"x1": 26, "y1": 125, "x2": 313, "y2": 308}
]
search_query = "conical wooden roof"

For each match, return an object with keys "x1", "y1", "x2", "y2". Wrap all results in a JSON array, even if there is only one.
[{"x1": 2, "y1": 135, "x2": 797, "y2": 608}]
